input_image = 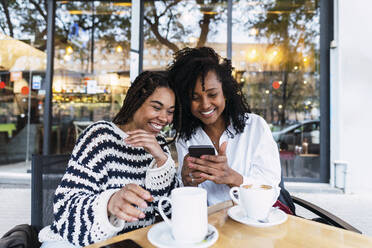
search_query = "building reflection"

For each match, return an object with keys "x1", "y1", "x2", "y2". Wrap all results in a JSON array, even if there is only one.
[{"x1": 0, "y1": 0, "x2": 321, "y2": 181}]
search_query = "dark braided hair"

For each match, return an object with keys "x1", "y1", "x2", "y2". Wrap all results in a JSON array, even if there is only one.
[
  {"x1": 167, "y1": 47, "x2": 250, "y2": 141},
  {"x1": 113, "y1": 71, "x2": 173, "y2": 127}
]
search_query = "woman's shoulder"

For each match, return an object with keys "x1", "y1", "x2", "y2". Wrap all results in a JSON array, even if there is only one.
[
  {"x1": 80, "y1": 120, "x2": 111, "y2": 129},
  {"x1": 243, "y1": 113, "x2": 267, "y2": 124},
  {"x1": 241, "y1": 113, "x2": 271, "y2": 133},
  {"x1": 175, "y1": 126, "x2": 203, "y2": 145},
  {"x1": 84, "y1": 120, "x2": 115, "y2": 132},
  {"x1": 77, "y1": 121, "x2": 121, "y2": 141}
]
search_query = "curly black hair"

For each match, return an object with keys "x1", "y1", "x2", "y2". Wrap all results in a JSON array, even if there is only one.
[
  {"x1": 167, "y1": 47, "x2": 251, "y2": 141},
  {"x1": 113, "y1": 71, "x2": 173, "y2": 127}
]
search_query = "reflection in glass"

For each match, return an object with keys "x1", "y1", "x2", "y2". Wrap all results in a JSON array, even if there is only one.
[
  {"x1": 0, "y1": 0, "x2": 322, "y2": 179},
  {"x1": 53, "y1": 1, "x2": 132, "y2": 153},
  {"x1": 0, "y1": 32, "x2": 46, "y2": 163},
  {"x1": 143, "y1": 0, "x2": 228, "y2": 71},
  {"x1": 232, "y1": 0, "x2": 320, "y2": 179}
]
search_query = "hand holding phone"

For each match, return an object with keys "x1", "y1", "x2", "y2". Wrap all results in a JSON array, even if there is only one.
[{"x1": 188, "y1": 145, "x2": 215, "y2": 158}]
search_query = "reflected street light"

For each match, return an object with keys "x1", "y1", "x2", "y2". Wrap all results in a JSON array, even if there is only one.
[
  {"x1": 66, "y1": 46, "x2": 73, "y2": 54},
  {"x1": 116, "y1": 45, "x2": 123, "y2": 53}
]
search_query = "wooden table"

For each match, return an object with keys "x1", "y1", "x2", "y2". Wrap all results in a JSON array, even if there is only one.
[{"x1": 86, "y1": 205, "x2": 372, "y2": 248}]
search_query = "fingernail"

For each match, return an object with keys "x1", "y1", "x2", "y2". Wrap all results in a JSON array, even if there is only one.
[
  {"x1": 139, "y1": 213, "x2": 145, "y2": 218},
  {"x1": 132, "y1": 217, "x2": 139, "y2": 222},
  {"x1": 141, "y1": 203, "x2": 148, "y2": 208}
]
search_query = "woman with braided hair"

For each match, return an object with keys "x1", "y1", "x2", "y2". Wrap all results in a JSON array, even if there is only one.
[{"x1": 39, "y1": 71, "x2": 180, "y2": 248}]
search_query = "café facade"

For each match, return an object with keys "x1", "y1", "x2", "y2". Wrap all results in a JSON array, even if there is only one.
[{"x1": 0, "y1": 0, "x2": 370, "y2": 193}]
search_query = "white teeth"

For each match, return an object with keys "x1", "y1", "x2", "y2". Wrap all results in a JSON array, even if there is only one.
[
  {"x1": 201, "y1": 109, "x2": 214, "y2": 115},
  {"x1": 151, "y1": 123, "x2": 162, "y2": 130}
]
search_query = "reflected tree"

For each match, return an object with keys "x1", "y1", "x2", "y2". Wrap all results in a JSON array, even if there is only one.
[
  {"x1": 0, "y1": 0, "x2": 17, "y2": 37},
  {"x1": 0, "y1": 1, "x2": 226, "y2": 56},
  {"x1": 239, "y1": 0, "x2": 319, "y2": 125},
  {"x1": 0, "y1": 1, "x2": 131, "y2": 53},
  {"x1": 144, "y1": 0, "x2": 226, "y2": 53}
]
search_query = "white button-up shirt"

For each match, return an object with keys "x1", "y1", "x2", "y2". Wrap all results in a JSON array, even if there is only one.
[{"x1": 176, "y1": 113, "x2": 281, "y2": 206}]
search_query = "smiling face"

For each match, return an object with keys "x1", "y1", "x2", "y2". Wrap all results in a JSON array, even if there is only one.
[
  {"x1": 126, "y1": 87, "x2": 175, "y2": 134},
  {"x1": 190, "y1": 70, "x2": 226, "y2": 127}
]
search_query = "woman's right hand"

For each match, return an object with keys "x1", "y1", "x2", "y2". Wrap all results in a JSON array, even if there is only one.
[
  {"x1": 125, "y1": 130, "x2": 168, "y2": 167},
  {"x1": 107, "y1": 184, "x2": 153, "y2": 222},
  {"x1": 181, "y1": 154, "x2": 206, "y2": 186}
]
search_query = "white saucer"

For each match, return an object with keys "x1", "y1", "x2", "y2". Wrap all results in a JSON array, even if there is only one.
[
  {"x1": 227, "y1": 206, "x2": 287, "y2": 227},
  {"x1": 147, "y1": 222, "x2": 218, "y2": 248}
]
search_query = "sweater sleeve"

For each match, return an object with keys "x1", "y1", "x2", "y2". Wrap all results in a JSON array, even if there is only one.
[
  {"x1": 49, "y1": 123, "x2": 126, "y2": 247},
  {"x1": 145, "y1": 138, "x2": 181, "y2": 217}
]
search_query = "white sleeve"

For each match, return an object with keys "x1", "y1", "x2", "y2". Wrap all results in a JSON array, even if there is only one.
[
  {"x1": 145, "y1": 154, "x2": 176, "y2": 190},
  {"x1": 175, "y1": 138, "x2": 188, "y2": 186},
  {"x1": 93, "y1": 189, "x2": 126, "y2": 233},
  {"x1": 242, "y1": 117, "x2": 281, "y2": 193}
]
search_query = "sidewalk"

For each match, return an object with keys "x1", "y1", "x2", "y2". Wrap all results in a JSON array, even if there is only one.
[
  {"x1": 0, "y1": 160, "x2": 31, "y2": 185},
  {"x1": 1, "y1": 162, "x2": 372, "y2": 238}
]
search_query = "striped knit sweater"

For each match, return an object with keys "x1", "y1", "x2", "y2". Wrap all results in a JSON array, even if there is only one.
[{"x1": 38, "y1": 121, "x2": 179, "y2": 247}]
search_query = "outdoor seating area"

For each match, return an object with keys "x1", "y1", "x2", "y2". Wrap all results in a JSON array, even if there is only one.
[
  {"x1": 0, "y1": 153, "x2": 366, "y2": 247},
  {"x1": 29, "y1": 154, "x2": 360, "y2": 235},
  {"x1": 1, "y1": 0, "x2": 372, "y2": 247}
]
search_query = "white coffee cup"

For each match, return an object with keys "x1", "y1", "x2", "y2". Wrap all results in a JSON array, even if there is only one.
[
  {"x1": 229, "y1": 184, "x2": 279, "y2": 220},
  {"x1": 158, "y1": 187, "x2": 208, "y2": 243}
]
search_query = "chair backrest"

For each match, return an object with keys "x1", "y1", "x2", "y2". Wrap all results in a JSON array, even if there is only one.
[
  {"x1": 73, "y1": 121, "x2": 93, "y2": 140},
  {"x1": 31, "y1": 154, "x2": 70, "y2": 231},
  {"x1": 278, "y1": 171, "x2": 296, "y2": 215}
]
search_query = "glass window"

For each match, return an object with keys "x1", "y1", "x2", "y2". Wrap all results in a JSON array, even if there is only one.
[
  {"x1": 232, "y1": 0, "x2": 320, "y2": 180},
  {"x1": 52, "y1": 1, "x2": 131, "y2": 153},
  {"x1": 0, "y1": 1, "x2": 48, "y2": 163},
  {"x1": 143, "y1": 0, "x2": 228, "y2": 71}
]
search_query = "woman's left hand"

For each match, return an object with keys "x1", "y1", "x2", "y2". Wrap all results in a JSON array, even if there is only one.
[
  {"x1": 186, "y1": 141, "x2": 243, "y2": 187},
  {"x1": 125, "y1": 130, "x2": 167, "y2": 166}
]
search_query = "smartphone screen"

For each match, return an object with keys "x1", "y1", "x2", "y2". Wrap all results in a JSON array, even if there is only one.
[
  {"x1": 100, "y1": 239, "x2": 142, "y2": 248},
  {"x1": 188, "y1": 145, "x2": 215, "y2": 158}
]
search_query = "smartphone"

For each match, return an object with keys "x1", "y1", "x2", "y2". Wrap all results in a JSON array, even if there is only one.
[
  {"x1": 100, "y1": 239, "x2": 142, "y2": 248},
  {"x1": 188, "y1": 145, "x2": 215, "y2": 158}
]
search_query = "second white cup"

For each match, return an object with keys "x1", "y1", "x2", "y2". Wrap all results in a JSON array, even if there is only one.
[
  {"x1": 158, "y1": 187, "x2": 208, "y2": 243},
  {"x1": 230, "y1": 184, "x2": 279, "y2": 221}
]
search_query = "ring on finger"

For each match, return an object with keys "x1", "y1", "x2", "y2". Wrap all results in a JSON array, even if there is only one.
[
  {"x1": 189, "y1": 172, "x2": 193, "y2": 179},
  {"x1": 191, "y1": 178, "x2": 195, "y2": 184}
]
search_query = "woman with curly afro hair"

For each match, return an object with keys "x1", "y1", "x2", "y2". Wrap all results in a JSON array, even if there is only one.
[{"x1": 167, "y1": 47, "x2": 293, "y2": 214}]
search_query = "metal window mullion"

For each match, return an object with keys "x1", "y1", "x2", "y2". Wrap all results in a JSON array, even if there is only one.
[
  {"x1": 227, "y1": 0, "x2": 232, "y2": 60},
  {"x1": 320, "y1": 0, "x2": 333, "y2": 183},
  {"x1": 43, "y1": 0, "x2": 56, "y2": 155}
]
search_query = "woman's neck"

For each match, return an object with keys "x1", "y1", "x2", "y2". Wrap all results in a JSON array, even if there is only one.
[
  {"x1": 118, "y1": 122, "x2": 135, "y2": 133},
  {"x1": 202, "y1": 117, "x2": 226, "y2": 149}
]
